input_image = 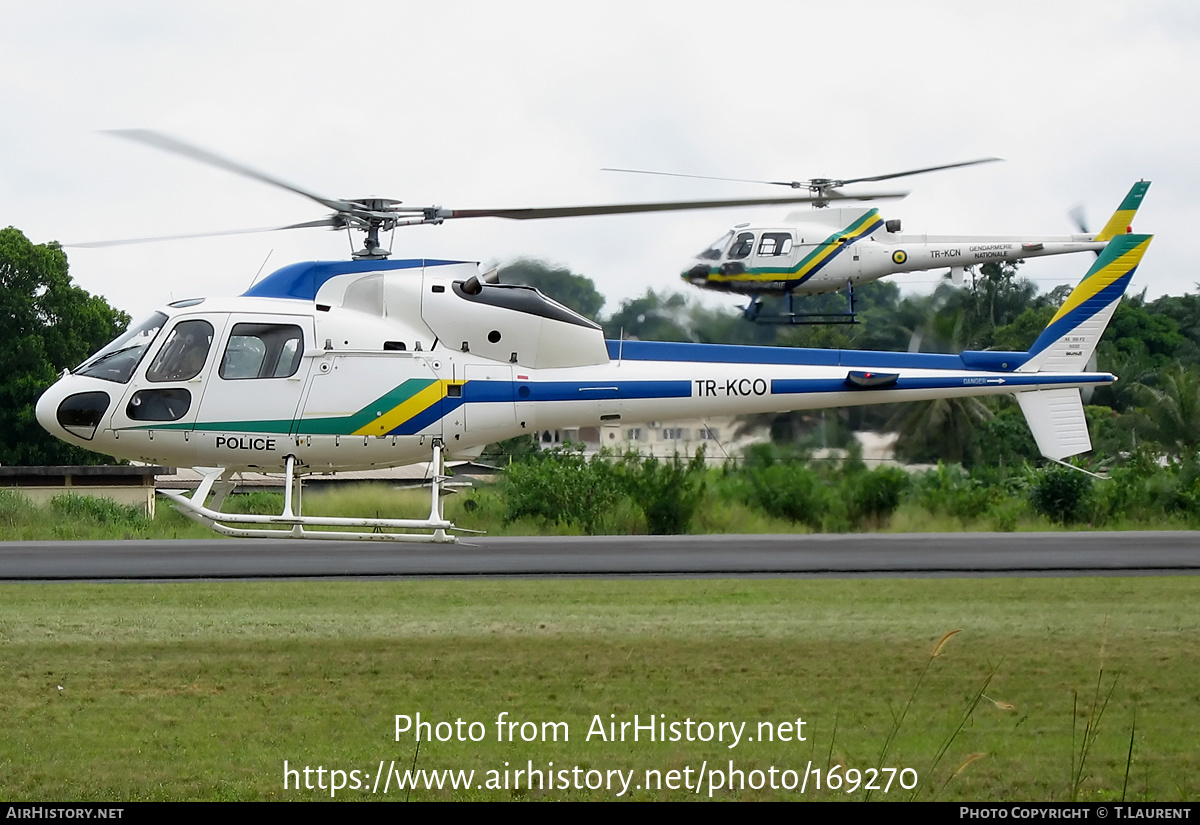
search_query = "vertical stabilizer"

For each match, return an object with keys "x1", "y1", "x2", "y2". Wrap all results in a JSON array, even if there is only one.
[
  {"x1": 1018, "y1": 234, "x2": 1152, "y2": 374},
  {"x1": 1093, "y1": 181, "x2": 1151, "y2": 242}
]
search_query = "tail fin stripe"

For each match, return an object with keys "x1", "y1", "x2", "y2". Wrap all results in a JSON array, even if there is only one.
[
  {"x1": 1026, "y1": 236, "x2": 1149, "y2": 360},
  {"x1": 1094, "y1": 181, "x2": 1150, "y2": 242}
]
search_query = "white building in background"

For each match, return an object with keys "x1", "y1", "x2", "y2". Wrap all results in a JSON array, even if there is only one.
[
  {"x1": 537, "y1": 415, "x2": 767, "y2": 463},
  {"x1": 537, "y1": 419, "x2": 900, "y2": 466}
]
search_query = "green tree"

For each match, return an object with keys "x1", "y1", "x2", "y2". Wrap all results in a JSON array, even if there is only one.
[
  {"x1": 1143, "y1": 363, "x2": 1200, "y2": 456},
  {"x1": 969, "y1": 401, "x2": 1038, "y2": 467},
  {"x1": 1146, "y1": 292, "x2": 1200, "y2": 366},
  {"x1": 888, "y1": 394, "x2": 994, "y2": 465},
  {"x1": 1090, "y1": 342, "x2": 1157, "y2": 413},
  {"x1": 0, "y1": 228, "x2": 129, "y2": 465},
  {"x1": 992, "y1": 305, "x2": 1056, "y2": 351},
  {"x1": 1102, "y1": 294, "x2": 1185, "y2": 367},
  {"x1": 499, "y1": 258, "x2": 605, "y2": 321},
  {"x1": 603, "y1": 289, "x2": 694, "y2": 341},
  {"x1": 881, "y1": 291, "x2": 991, "y2": 463},
  {"x1": 960, "y1": 261, "x2": 1040, "y2": 340}
]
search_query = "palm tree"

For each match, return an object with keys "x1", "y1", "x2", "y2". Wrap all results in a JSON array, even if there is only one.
[
  {"x1": 887, "y1": 394, "x2": 994, "y2": 464},
  {"x1": 885, "y1": 294, "x2": 994, "y2": 464},
  {"x1": 1144, "y1": 363, "x2": 1200, "y2": 456}
]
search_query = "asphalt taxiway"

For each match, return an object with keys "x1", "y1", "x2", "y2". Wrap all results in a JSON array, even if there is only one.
[{"x1": 0, "y1": 532, "x2": 1197, "y2": 580}]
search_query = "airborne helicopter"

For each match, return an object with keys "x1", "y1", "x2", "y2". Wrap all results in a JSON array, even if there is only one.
[
  {"x1": 36, "y1": 133, "x2": 1153, "y2": 542},
  {"x1": 606, "y1": 163, "x2": 1150, "y2": 323}
]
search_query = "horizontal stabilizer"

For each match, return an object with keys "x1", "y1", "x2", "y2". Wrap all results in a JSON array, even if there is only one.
[{"x1": 1016, "y1": 388, "x2": 1091, "y2": 460}]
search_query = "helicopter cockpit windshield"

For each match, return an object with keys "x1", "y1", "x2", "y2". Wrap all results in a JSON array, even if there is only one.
[
  {"x1": 696, "y1": 231, "x2": 734, "y2": 261},
  {"x1": 74, "y1": 312, "x2": 168, "y2": 384}
]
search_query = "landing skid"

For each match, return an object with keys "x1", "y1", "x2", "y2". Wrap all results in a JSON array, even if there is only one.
[
  {"x1": 744, "y1": 281, "x2": 859, "y2": 326},
  {"x1": 160, "y1": 443, "x2": 460, "y2": 543}
]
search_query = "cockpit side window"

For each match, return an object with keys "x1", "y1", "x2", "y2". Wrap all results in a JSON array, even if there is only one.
[
  {"x1": 75, "y1": 312, "x2": 168, "y2": 384},
  {"x1": 728, "y1": 232, "x2": 756, "y2": 260},
  {"x1": 146, "y1": 319, "x2": 215, "y2": 383},
  {"x1": 219, "y1": 323, "x2": 304, "y2": 380}
]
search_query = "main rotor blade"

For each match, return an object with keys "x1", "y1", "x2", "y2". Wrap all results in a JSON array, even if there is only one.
[
  {"x1": 602, "y1": 167, "x2": 804, "y2": 188},
  {"x1": 105, "y1": 129, "x2": 355, "y2": 213},
  {"x1": 445, "y1": 192, "x2": 906, "y2": 221},
  {"x1": 839, "y1": 157, "x2": 1002, "y2": 185},
  {"x1": 605, "y1": 157, "x2": 1003, "y2": 189},
  {"x1": 65, "y1": 217, "x2": 343, "y2": 248}
]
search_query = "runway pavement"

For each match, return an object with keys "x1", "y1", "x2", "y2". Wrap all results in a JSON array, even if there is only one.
[{"x1": 0, "y1": 532, "x2": 1197, "y2": 580}]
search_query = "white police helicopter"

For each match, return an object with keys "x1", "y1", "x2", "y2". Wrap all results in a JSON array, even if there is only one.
[
  {"x1": 36, "y1": 133, "x2": 1153, "y2": 542},
  {"x1": 606, "y1": 163, "x2": 1150, "y2": 323}
]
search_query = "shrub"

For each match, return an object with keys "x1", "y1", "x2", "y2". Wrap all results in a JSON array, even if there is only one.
[
  {"x1": 847, "y1": 466, "x2": 910, "y2": 526},
  {"x1": 912, "y1": 463, "x2": 1003, "y2": 522},
  {"x1": 1029, "y1": 465, "x2": 1093, "y2": 525},
  {"x1": 743, "y1": 461, "x2": 840, "y2": 530},
  {"x1": 617, "y1": 449, "x2": 708, "y2": 535},
  {"x1": 501, "y1": 445, "x2": 623, "y2": 534}
]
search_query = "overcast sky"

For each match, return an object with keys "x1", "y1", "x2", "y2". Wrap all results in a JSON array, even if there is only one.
[{"x1": 3, "y1": 1, "x2": 1197, "y2": 322}]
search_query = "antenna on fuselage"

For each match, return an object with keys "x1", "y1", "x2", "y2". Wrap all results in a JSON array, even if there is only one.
[{"x1": 248, "y1": 250, "x2": 274, "y2": 290}]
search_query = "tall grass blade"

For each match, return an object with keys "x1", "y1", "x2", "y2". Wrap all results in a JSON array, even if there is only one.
[
  {"x1": 1122, "y1": 707, "x2": 1137, "y2": 803},
  {"x1": 920, "y1": 667, "x2": 997, "y2": 801},
  {"x1": 406, "y1": 736, "x2": 421, "y2": 803},
  {"x1": 1070, "y1": 667, "x2": 1120, "y2": 802},
  {"x1": 867, "y1": 629, "x2": 959, "y2": 801}
]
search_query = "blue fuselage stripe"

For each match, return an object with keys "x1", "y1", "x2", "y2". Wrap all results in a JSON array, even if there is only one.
[
  {"x1": 244, "y1": 258, "x2": 467, "y2": 301},
  {"x1": 387, "y1": 398, "x2": 465, "y2": 435},
  {"x1": 470, "y1": 379, "x2": 693, "y2": 402},
  {"x1": 604, "y1": 340, "x2": 1030, "y2": 372}
]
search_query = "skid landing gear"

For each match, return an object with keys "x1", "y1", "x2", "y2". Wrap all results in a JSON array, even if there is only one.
[
  {"x1": 161, "y1": 442, "x2": 460, "y2": 543},
  {"x1": 744, "y1": 281, "x2": 860, "y2": 325}
]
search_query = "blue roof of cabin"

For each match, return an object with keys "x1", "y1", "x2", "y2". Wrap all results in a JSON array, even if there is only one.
[{"x1": 243, "y1": 258, "x2": 467, "y2": 301}]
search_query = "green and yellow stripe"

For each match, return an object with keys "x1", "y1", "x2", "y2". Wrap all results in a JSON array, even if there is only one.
[
  {"x1": 138, "y1": 378, "x2": 465, "y2": 436},
  {"x1": 1094, "y1": 181, "x2": 1150, "y2": 242},
  {"x1": 705, "y1": 209, "x2": 883, "y2": 286}
]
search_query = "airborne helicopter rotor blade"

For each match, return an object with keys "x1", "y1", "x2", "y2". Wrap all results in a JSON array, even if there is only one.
[
  {"x1": 602, "y1": 168, "x2": 804, "y2": 188},
  {"x1": 837, "y1": 157, "x2": 1002, "y2": 186},
  {"x1": 105, "y1": 129, "x2": 357, "y2": 214},
  {"x1": 444, "y1": 192, "x2": 906, "y2": 221},
  {"x1": 65, "y1": 217, "x2": 344, "y2": 249}
]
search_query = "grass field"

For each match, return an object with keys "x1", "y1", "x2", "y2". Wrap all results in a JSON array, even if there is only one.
[{"x1": 1, "y1": 577, "x2": 1197, "y2": 801}]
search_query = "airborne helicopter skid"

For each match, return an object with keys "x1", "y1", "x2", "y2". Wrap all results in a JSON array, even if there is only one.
[
  {"x1": 161, "y1": 448, "x2": 459, "y2": 543},
  {"x1": 746, "y1": 281, "x2": 860, "y2": 326}
]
